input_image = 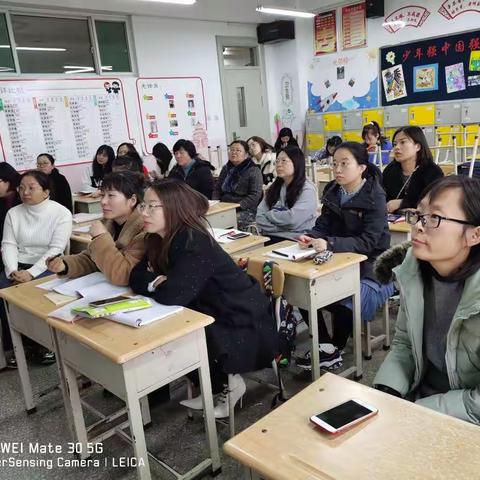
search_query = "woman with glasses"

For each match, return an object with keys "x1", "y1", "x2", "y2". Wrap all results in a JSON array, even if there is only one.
[
  {"x1": 213, "y1": 140, "x2": 263, "y2": 230},
  {"x1": 295, "y1": 142, "x2": 394, "y2": 371},
  {"x1": 374, "y1": 175, "x2": 480, "y2": 424},
  {"x1": 1, "y1": 170, "x2": 72, "y2": 366},
  {"x1": 256, "y1": 146, "x2": 317, "y2": 244},
  {"x1": 47, "y1": 172, "x2": 145, "y2": 286},
  {"x1": 129, "y1": 179, "x2": 276, "y2": 418},
  {"x1": 383, "y1": 126, "x2": 443, "y2": 213},
  {"x1": 36, "y1": 153, "x2": 73, "y2": 212}
]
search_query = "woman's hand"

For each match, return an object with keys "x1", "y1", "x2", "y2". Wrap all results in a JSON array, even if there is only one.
[
  {"x1": 46, "y1": 256, "x2": 66, "y2": 273},
  {"x1": 297, "y1": 235, "x2": 313, "y2": 249},
  {"x1": 10, "y1": 270, "x2": 33, "y2": 284},
  {"x1": 310, "y1": 238, "x2": 328, "y2": 253},
  {"x1": 387, "y1": 199, "x2": 402, "y2": 213},
  {"x1": 89, "y1": 220, "x2": 108, "y2": 238}
]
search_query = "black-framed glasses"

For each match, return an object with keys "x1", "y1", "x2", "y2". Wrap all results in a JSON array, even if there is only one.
[{"x1": 405, "y1": 210, "x2": 474, "y2": 229}]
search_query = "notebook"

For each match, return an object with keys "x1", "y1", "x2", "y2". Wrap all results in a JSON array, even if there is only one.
[
  {"x1": 72, "y1": 213, "x2": 103, "y2": 224},
  {"x1": 267, "y1": 244, "x2": 316, "y2": 262},
  {"x1": 107, "y1": 302, "x2": 183, "y2": 328},
  {"x1": 72, "y1": 297, "x2": 152, "y2": 319},
  {"x1": 211, "y1": 228, "x2": 251, "y2": 244}
]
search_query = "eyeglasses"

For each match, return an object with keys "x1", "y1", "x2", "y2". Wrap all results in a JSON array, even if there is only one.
[
  {"x1": 405, "y1": 210, "x2": 474, "y2": 229},
  {"x1": 138, "y1": 202, "x2": 163, "y2": 214}
]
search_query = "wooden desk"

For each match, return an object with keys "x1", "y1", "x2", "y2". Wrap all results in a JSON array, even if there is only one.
[
  {"x1": 207, "y1": 202, "x2": 239, "y2": 229},
  {"x1": 1, "y1": 278, "x2": 220, "y2": 480},
  {"x1": 222, "y1": 235, "x2": 270, "y2": 255},
  {"x1": 225, "y1": 372, "x2": 480, "y2": 480},
  {"x1": 233, "y1": 241, "x2": 366, "y2": 381},
  {"x1": 389, "y1": 222, "x2": 411, "y2": 246},
  {"x1": 70, "y1": 221, "x2": 94, "y2": 253},
  {"x1": 73, "y1": 194, "x2": 102, "y2": 214},
  {"x1": 439, "y1": 163, "x2": 456, "y2": 175}
]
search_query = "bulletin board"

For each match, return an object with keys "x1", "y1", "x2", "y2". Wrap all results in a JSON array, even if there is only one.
[
  {"x1": 380, "y1": 29, "x2": 480, "y2": 106},
  {"x1": 0, "y1": 78, "x2": 132, "y2": 171},
  {"x1": 136, "y1": 76, "x2": 208, "y2": 154}
]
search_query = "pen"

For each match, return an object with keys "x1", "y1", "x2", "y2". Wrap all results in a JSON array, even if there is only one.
[
  {"x1": 219, "y1": 231, "x2": 235, "y2": 238},
  {"x1": 272, "y1": 250, "x2": 289, "y2": 257}
]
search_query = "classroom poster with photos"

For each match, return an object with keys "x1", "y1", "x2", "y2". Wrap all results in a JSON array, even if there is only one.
[
  {"x1": 380, "y1": 29, "x2": 480, "y2": 105},
  {"x1": 0, "y1": 78, "x2": 130, "y2": 170},
  {"x1": 136, "y1": 77, "x2": 208, "y2": 154}
]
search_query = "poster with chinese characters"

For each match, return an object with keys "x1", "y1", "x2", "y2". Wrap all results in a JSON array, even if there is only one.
[
  {"x1": 0, "y1": 78, "x2": 130, "y2": 170},
  {"x1": 136, "y1": 77, "x2": 207, "y2": 154},
  {"x1": 380, "y1": 29, "x2": 480, "y2": 105},
  {"x1": 314, "y1": 10, "x2": 337, "y2": 56},
  {"x1": 342, "y1": 3, "x2": 366, "y2": 50},
  {"x1": 383, "y1": 6, "x2": 430, "y2": 34}
]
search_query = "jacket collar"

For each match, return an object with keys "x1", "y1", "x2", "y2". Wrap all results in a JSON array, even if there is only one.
[
  {"x1": 323, "y1": 176, "x2": 380, "y2": 211},
  {"x1": 104, "y1": 208, "x2": 144, "y2": 248}
]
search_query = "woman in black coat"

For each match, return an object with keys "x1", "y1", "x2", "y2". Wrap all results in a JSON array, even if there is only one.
[
  {"x1": 383, "y1": 126, "x2": 443, "y2": 213},
  {"x1": 36, "y1": 153, "x2": 73, "y2": 212},
  {"x1": 129, "y1": 179, "x2": 276, "y2": 418}
]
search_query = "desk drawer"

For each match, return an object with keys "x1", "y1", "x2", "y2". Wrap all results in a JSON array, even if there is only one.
[
  {"x1": 8, "y1": 305, "x2": 54, "y2": 350},
  {"x1": 131, "y1": 331, "x2": 201, "y2": 394},
  {"x1": 208, "y1": 211, "x2": 237, "y2": 229}
]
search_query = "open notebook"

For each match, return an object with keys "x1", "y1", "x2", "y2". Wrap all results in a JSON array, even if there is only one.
[{"x1": 267, "y1": 244, "x2": 316, "y2": 262}]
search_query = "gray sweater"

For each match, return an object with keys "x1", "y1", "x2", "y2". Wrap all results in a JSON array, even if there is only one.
[{"x1": 256, "y1": 180, "x2": 318, "y2": 240}]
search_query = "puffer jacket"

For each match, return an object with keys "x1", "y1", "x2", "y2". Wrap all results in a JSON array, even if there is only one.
[{"x1": 373, "y1": 245, "x2": 480, "y2": 424}]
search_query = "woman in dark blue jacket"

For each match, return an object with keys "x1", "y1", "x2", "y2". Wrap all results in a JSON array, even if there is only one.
[{"x1": 296, "y1": 142, "x2": 394, "y2": 371}]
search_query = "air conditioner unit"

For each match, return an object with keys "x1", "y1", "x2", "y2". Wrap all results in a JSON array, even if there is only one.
[{"x1": 257, "y1": 20, "x2": 295, "y2": 44}]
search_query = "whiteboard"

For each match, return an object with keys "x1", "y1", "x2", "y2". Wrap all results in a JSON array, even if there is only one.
[
  {"x1": 136, "y1": 76, "x2": 208, "y2": 154},
  {"x1": 0, "y1": 78, "x2": 132, "y2": 170}
]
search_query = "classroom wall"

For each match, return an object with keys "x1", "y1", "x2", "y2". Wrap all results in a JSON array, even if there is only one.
[
  {"x1": 265, "y1": 0, "x2": 480, "y2": 140},
  {"x1": 54, "y1": 16, "x2": 257, "y2": 191}
]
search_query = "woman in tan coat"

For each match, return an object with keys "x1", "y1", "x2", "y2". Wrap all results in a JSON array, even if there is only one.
[{"x1": 47, "y1": 171, "x2": 145, "y2": 286}]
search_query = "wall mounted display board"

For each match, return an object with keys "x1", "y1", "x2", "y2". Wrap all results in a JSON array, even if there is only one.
[
  {"x1": 136, "y1": 76, "x2": 208, "y2": 154},
  {"x1": 0, "y1": 78, "x2": 131, "y2": 170},
  {"x1": 380, "y1": 29, "x2": 480, "y2": 106}
]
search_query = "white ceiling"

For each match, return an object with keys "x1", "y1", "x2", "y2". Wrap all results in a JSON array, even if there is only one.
[{"x1": 0, "y1": 0, "x2": 341, "y2": 23}]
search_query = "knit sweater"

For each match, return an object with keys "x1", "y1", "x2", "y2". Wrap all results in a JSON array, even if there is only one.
[{"x1": 2, "y1": 199, "x2": 72, "y2": 278}]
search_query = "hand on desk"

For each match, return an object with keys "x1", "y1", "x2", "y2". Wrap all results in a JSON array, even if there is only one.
[
  {"x1": 46, "y1": 256, "x2": 67, "y2": 274},
  {"x1": 297, "y1": 235, "x2": 328, "y2": 253},
  {"x1": 10, "y1": 270, "x2": 33, "y2": 284},
  {"x1": 89, "y1": 220, "x2": 108, "y2": 238},
  {"x1": 387, "y1": 199, "x2": 402, "y2": 213}
]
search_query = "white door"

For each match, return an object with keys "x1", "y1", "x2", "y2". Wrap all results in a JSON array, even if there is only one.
[{"x1": 223, "y1": 68, "x2": 269, "y2": 142}]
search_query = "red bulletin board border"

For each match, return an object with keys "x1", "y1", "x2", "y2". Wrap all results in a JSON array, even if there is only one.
[
  {"x1": 0, "y1": 77, "x2": 134, "y2": 169},
  {"x1": 135, "y1": 76, "x2": 207, "y2": 155}
]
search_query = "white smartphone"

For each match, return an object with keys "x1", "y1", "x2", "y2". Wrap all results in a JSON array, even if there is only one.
[{"x1": 310, "y1": 398, "x2": 378, "y2": 434}]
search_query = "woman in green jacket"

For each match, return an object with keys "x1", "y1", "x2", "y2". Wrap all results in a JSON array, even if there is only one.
[{"x1": 373, "y1": 175, "x2": 480, "y2": 424}]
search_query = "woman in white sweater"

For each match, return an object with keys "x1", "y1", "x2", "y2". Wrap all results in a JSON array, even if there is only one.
[
  {"x1": 256, "y1": 146, "x2": 318, "y2": 244},
  {"x1": 1, "y1": 170, "x2": 72, "y2": 366},
  {"x1": 2, "y1": 170, "x2": 72, "y2": 281}
]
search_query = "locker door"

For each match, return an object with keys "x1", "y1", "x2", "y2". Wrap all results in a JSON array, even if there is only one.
[
  {"x1": 323, "y1": 113, "x2": 343, "y2": 132},
  {"x1": 343, "y1": 110, "x2": 362, "y2": 130},
  {"x1": 362, "y1": 109, "x2": 384, "y2": 128},
  {"x1": 435, "y1": 102, "x2": 462, "y2": 125},
  {"x1": 462, "y1": 100, "x2": 480, "y2": 123},
  {"x1": 343, "y1": 130, "x2": 363, "y2": 142},
  {"x1": 409, "y1": 104, "x2": 435, "y2": 126},
  {"x1": 384, "y1": 106, "x2": 409, "y2": 127}
]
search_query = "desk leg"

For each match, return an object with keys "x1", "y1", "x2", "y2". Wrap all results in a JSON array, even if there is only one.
[
  {"x1": 139, "y1": 396, "x2": 151, "y2": 426},
  {"x1": 244, "y1": 467, "x2": 261, "y2": 480},
  {"x1": 0, "y1": 333, "x2": 6, "y2": 370},
  {"x1": 198, "y1": 330, "x2": 221, "y2": 473},
  {"x1": 307, "y1": 282, "x2": 321, "y2": 381},
  {"x1": 6, "y1": 304, "x2": 35, "y2": 412},
  {"x1": 123, "y1": 365, "x2": 151, "y2": 480},
  {"x1": 63, "y1": 362, "x2": 90, "y2": 459},
  {"x1": 352, "y1": 284, "x2": 363, "y2": 380}
]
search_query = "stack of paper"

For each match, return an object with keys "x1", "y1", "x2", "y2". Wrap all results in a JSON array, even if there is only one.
[
  {"x1": 72, "y1": 225, "x2": 91, "y2": 234},
  {"x1": 267, "y1": 244, "x2": 316, "y2": 262},
  {"x1": 108, "y1": 302, "x2": 183, "y2": 328},
  {"x1": 72, "y1": 213, "x2": 103, "y2": 224}
]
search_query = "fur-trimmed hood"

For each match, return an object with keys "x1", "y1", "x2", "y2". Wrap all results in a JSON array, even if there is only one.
[{"x1": 374, "y1": 241, "x2": 411, "y2": 284}]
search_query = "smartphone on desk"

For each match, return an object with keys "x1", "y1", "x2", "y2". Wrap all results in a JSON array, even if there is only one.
[
  {"x1": 89, "y1": 295, "x2": 131, "y2": 307},
  {"x1": 310, "y1": 399, "x2": 378, "y2": 434},
  {"x1": 227, "y1": 232, "x2": 250, "y2": 240}
]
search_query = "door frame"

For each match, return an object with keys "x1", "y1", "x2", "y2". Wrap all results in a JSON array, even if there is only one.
[{"x1": 216, "y1": 35, "x2": 270, "y2": 144}]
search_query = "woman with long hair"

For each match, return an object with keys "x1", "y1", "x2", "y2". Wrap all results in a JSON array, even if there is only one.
[
  {"x1": 274, "y1": 127, "x2": 299, "y2": 152},
  {"x1": 82, "y1": 144, "x2": 115, "y2": 194},
  {"x1": 383, "y1": 126, "x2": 443, "y2": 213},
  {"x1": 247, "y1": 135, "x2": 276, "y2": 184},
  {"x1": 296, "y1": 142, "x2": 394, "y2": 371},
  {"x1": 256, "y1": 146, "x2": 317, "y2": 244},
  {"x1": 374, "y1": 175, "x2": 480, "y2": 424},
  {"x1": 117, "y1": 142, "x2": 149, "y2": 177},
  {"x1": 129, "y1": 179, "x2": 276, "y2": 418},
  {"x1": 361, "y1": 120, "x2": 392, "y2": 166}
]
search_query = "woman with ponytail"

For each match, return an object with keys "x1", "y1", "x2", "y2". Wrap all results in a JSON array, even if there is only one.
[{"x1": 296, "y1": 142, "x2": 394, "y2": 371}]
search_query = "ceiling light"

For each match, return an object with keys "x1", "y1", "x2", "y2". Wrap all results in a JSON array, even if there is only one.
[
  {"x1": 143, "y1": 0, "x2": 196, "y2": 4},
  {"x1": 256, "y1": 6, "x2": 315, "y2": 18},
  {"x1": 0, "y1": 45, "x2": 66, "y2": 51}
]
